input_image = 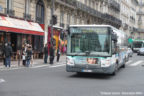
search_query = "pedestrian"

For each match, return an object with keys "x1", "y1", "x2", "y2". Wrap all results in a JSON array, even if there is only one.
[
  {"x1": 57, "y1": 46, "x2": 61, "y2": 62},
  {"x1": 44, "y1": 44, "x2": 48, "y2": 64},
  {"x1": 22, "y1": 44, "x2": 27, "y2": 66},
  {"x1": 49, "y1": 44, "x2": 55, "y2": 64},
  {"x1": 26, "y1": 45, "x2": 32, "y2": 67},
  {"x1": 3, "y1": 42, "x2": 13, "y2": 68}
]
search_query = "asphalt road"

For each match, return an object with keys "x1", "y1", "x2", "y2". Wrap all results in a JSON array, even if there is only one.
[{"x1": 0, "y1": 54, "x2": 144, "y2": 96}]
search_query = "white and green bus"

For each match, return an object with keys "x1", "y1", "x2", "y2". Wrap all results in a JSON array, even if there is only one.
[
  {"x1": 131, "y1": 39, "x2": 144, "y2": 52},
  {"x1": 66, "y1": 25, "x2": 128, "y2": 75}
]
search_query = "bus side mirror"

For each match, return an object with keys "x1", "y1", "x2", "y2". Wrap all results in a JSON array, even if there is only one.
[
  {"x1": 112, "y1": 33, "x2": 117, "y2": 42},
  {"x1": 67, "y1": 26, "x2": 70, "y2": 35}
]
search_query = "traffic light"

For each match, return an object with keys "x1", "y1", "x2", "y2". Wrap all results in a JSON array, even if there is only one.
[{"x1": 52, "y1": 15, "x2": 57, "y2": 25}]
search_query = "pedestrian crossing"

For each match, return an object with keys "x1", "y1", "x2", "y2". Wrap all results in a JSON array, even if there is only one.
[{"x1": 126, "y1": 60, "x2": 144, "y2": 67}]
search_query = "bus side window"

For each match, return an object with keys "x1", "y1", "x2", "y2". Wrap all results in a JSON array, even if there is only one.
[{"x1": 112, "y1": 41, "x2": 116, "y2": 54}]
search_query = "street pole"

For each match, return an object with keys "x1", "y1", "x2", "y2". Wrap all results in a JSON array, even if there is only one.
[{"x1": 51, "y1": 0, "x2": 55, "y2": 45}]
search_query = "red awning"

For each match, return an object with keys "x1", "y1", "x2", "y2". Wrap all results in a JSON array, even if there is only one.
[{"x1": 0, "y1": 16, "x2": 44, "y2": 36}]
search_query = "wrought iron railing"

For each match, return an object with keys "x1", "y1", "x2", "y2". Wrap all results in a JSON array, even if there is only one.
[
  {"x1": 108, "y1": 0, "x2": 120, "y2": 12},
  {"x1": 56, "y1": 0, "x2": 76, "y2": 7},
  {"x1": 103, "y1": 13, "x2": 122, "y2": 26},
  {"x1": 76, "y1": 1, "x2": 104, "y2": 18}
]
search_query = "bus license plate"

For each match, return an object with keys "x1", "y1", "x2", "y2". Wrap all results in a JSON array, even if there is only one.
[{"x1": 82, "y1": 69, "x2": 92, "y2": 72}]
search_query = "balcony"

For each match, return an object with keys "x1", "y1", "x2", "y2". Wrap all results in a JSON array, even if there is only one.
[
  {"x1": 55, "y1": 0, "x2": 76, "y2": 9},
  {"x1": 108, "y1": 0, "x2": 120, "y2": 12},
  {"x1": 103, "y1": 13, "x2": 122, "y2": 26},
  {"x1": 23, "y1": 13, "x2": 31, "y2": 20},
  {"x1": 76, "y1": 1, "x2": 104, "y2": 18},
  {"x1": 5, "y1": 8, "x2": 15, "y2": 17},
  {"x1": 137, "y1": 11, "x2": 144, "y2": 15},
  {"x1": 123, "y1": 23, "x2": 128, "y2": 30}
]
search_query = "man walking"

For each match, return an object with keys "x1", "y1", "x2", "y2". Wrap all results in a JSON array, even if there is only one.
[
  {"x1": 44, "y1": 44, "x2": 48, "y2": 63},
  {"x1": 57, "y1": 46, "x2": 61, "y2": 62},
  {"x1": 49, "y1": 44, "x2": 55, "y2": 64},
  {"x1": 3, "y1": 42, "x2": 13, "y2": 68}
]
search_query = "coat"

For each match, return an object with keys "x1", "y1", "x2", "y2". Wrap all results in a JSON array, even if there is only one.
[{"x1": 3, "y1": 45, "x2": 13, "y2": 57}]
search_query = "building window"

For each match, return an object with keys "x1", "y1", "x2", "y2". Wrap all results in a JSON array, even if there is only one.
[
  {"x1": 25, "y1": 0, "x2": 30, "y2": 14},
  {"x1": 36, "y1": 0, "x2": 44, "y2": 24},
  {"x1": 6, "y1": 0, "x2": 13, "y2": 10}
]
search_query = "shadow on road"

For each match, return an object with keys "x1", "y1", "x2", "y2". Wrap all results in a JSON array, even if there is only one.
[
  {"x1": 68, "y1": 73, "x2": 114, "y2": 80},
  {"x1": 68, "y1": 67, "x2": 125, "y2": 80}
]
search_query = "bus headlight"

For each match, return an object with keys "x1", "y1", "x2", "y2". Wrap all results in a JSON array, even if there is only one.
[
  {"x1": 101, "y1": 59, "x2": 111, "y2": 67},
  {"x1": 66, "y1": 57, "x2": 74, "y2": 66}
]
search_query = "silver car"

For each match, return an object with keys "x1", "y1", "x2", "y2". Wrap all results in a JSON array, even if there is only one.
[
  {"x1": 127, "y1": 48, "x2": 133, "y2": 57},
  {"x1": 137, "y1": 48, "x2": 144, "y2": 55}
]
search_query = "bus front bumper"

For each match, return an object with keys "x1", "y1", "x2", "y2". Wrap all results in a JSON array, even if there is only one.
[{"x1": 66, "y1": 65, "x2": 115, "y2": 74}]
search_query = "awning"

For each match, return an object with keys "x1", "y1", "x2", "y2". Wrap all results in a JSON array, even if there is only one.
[{"x1": 0, "y1": 16, "x2": 44, "y2": 35}]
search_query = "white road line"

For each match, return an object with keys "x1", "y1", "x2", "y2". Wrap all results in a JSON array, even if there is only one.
[
  {"x1": 31, "y1": 65, "x2": 49, "y2": 68},
  {"x1": 0, "y1": 79, "x2": 5, "y2": 83},
  {"x1": 129, "y1": 60, "x2": 143, "y2": 66},
  {"x1": 49, "y1": 64, "x2": 66, "y2": 68},
  {"x1": 126, "y1": 60, "x2": 133, "y2": 65}
]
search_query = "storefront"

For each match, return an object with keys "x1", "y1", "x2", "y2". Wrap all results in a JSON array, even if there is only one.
[
  {"x1": 48, "y1": 26, "x2": 67, "y2": 55},
  {"x1": 0, "y1": 16, "x2": 44, "y2": 61}
]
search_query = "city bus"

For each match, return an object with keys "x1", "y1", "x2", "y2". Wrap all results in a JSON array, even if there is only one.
[
  {"x1": 131, "y1": 39, "x2": 144, "y2": 52},
  {"x1": 66, "y1": 25, "x2": 128, "y2": 75}
]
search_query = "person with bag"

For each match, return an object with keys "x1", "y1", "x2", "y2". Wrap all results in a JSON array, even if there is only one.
[
  {"x1": 3, "y1": 42, "x2": 13, "y2": 68},
  {"x1": 26, "y1": 45, "x2": 32, "y2": 67}
]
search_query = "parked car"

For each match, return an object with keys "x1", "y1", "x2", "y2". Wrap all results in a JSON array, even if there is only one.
[
  {"x1": 127, "y1": 48, "x2": 133, "y2": 57},
  {"x1": 137, "y1": 47, "x2": 144, "y2": 55}
]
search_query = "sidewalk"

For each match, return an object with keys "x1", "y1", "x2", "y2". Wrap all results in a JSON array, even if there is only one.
[{"x1": 0, "y1": 55, "x2": 66, "y2": 70}]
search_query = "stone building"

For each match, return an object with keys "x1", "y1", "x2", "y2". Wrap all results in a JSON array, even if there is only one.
[{"x1": 137, "y1": 0, "x2": 144, "y2": 39}]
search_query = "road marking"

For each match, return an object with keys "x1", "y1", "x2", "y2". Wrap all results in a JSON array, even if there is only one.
[
  {"x1": 31, "y1": 65, "x2": 49, "y2": 68},
  {"x1": 0, "y1": 79, "x2": 5, "y2": 83},
  {"x1": 129, "y1": 60, "x2": 143, "y2": 66},
  {"x1": 126, "y1": 60, "x2": 133, "y2": 65},
  {"x1": 49, "y1": 64, "x2": 65, "y2": 68}
]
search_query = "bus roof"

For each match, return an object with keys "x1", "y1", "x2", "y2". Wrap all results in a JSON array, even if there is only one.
[
  {"x1": 133, "y1": 39, "x2": 144, "y2": 42},
  {"x1": 69, "y1": 25, "x2": 113, "y2": 28}
]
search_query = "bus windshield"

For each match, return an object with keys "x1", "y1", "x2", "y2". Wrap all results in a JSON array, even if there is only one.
[
  {"x1": 67, "y1": 27, "x2": 111, "y2": 56},
  {"x1": 133, "y1": 41, "x2": 143, "y2": 48}
]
